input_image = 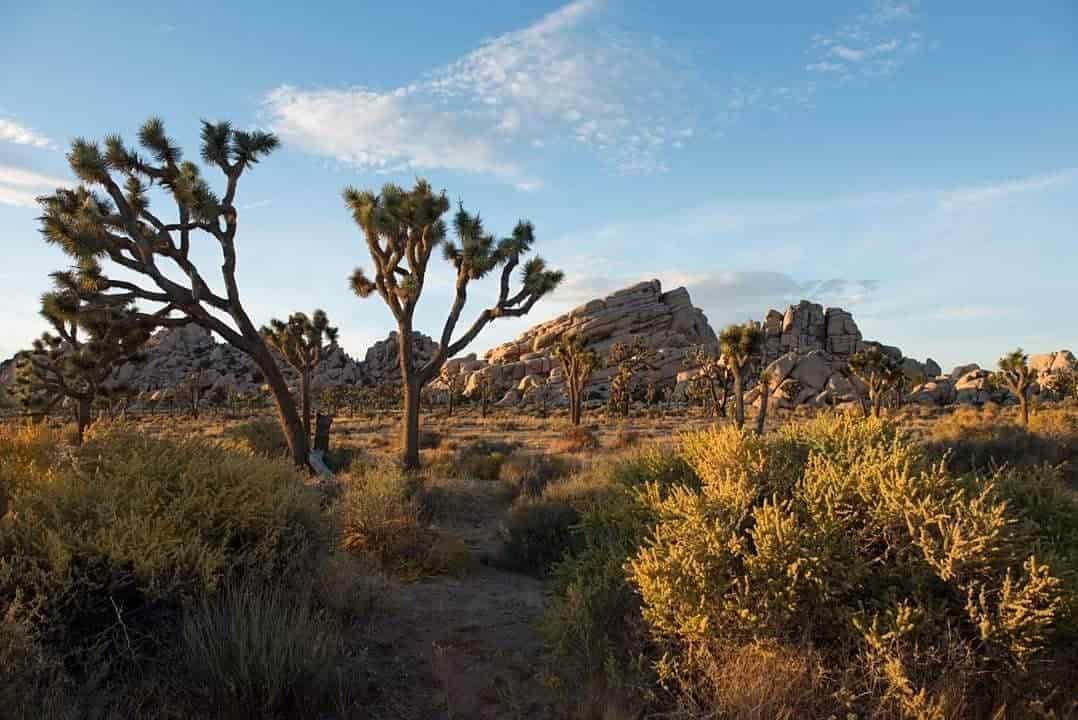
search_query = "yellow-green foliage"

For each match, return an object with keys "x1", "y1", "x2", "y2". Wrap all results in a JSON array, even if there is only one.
[
  {"x1": 339, "y1": 463, "x2": 473, "y2": 579},
  {"x1": 627, "y1": 415, "x2": 1078, "y2": 718},
  {"x1": 221, "y1": 417, "x2": 289, "y2": 458},
  {"x1": 0, "y1": 422, "x2": 326, "y2": 678},
  {"x1": 0, "y1": 423, "x2": 57, "y2": 517},
  {"x1": 928, "y1": 405, "x2": 1078, "y2": 483}
]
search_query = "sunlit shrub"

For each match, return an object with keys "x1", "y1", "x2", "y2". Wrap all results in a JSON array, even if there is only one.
[
  {"x1": 0, "y1": 423, "x2": 326, "y2": 696},
  {"x1": 627, "y1": 415, "x2": 1078, "y2": 717}
]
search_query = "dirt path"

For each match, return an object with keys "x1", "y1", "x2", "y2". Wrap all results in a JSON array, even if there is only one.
[{"x1": 362, "y1": 481, "x2": 557, "y2": 720}]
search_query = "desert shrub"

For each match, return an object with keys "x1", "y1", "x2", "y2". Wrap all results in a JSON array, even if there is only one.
[
  {"x1": 928, "y1": 406, "x2": 1078, "y2": 483},
  {"x1": 627, "y1": 415, "x2": 1078, "y2": 718},
  {"x1": 499, "y1": 452, "x2": 575, "y2": 498},
  {"x1": 611, "y1": 425, "x2": 640, "y2": 450},
  {"x1": 498, "y1": 498, "x2": 581, "y2": 573},
  {"x1": 0, "y1": 423, "x2": 57, "y2": 518},
  {"x1": 339, "y1": 463, "x2": 471, "y2": 578},
  {"x1": 180, "y1": 580, "x2": 348, "y2": 719},
  {"x1": 222, "y1": 417, "x2": 289, "y2": 458},
  {"x1": 0, "y1": 424, "x2": 325, "y2": 678},
  {"x1": 542, "y1": 446, "x2": 700, "y2": 715},
  {"x1": 553, "y1": 424, "x2": 601, "y2": 453},
  {"x1": 418, "y1": 429, "x2": 442, "y2": 449}
]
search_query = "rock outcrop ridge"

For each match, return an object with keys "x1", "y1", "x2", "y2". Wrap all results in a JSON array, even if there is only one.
[{"x1": 440, "y1": 279, "x2": 718, "y2": 406}]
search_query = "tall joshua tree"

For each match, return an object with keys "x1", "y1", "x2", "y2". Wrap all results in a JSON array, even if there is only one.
[
  {"x1": 261, "y1": 310, "x2": 338, "y2": 444},
  {"x1": 35, "y1": 117, "x2": 313, "y2": 467},
  {"x1": 719, "y1": 322, "x2": 764, "y2": 429},
  {"x1": 996, "y1": 348, "x2": 1038, "y2": 427},
  {"x1": 847, "y1": 346, "x2": 904, "y2": 418},
  {"x1": 14, "y1": 265, "x2": 149, "y2": 443},
  {"x1": 345, "y1": 180, "x2": 563, "y2": 469},
  {"x1": 553, "y1": 334, "x2": 599, "y2": 427}
]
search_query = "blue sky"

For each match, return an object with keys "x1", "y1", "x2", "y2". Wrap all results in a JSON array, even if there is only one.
[{"x1": 2, "y1": 0, "x2": 1076, "y2": 371}]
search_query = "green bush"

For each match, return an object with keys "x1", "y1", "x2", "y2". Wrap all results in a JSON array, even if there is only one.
[
  {"x1": 542, "y1": 445, "x2": 699, "y2": 716},
  {"x1": 928, "y1": 406, "x2": 1078, "y2": 484},
  {"x1": 627, "y1": 415, "x2": 1078, "y2": 718},
  {"x1": 181, "y1": 580, "x2": 347, "y2": 719},
  {"x1": 498, "y1": 452, "x2": 575, "y2": 498},
  {"x1": 498, "y1": 498, "x2": 581, "y2": 573},
  {"x1": 0, "y1": 423, "x2": 326, "y2": 684},
  {"x1": 339, "y1": 462, "x2": 472, "y2": 578},
  {"x1": 222, "y1": 417, "x2": 289, "y2": 458}
]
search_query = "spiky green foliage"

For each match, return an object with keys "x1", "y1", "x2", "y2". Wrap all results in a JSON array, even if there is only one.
[
  {"x1": 552, "y1": 334, "x2": 600, "y2": 426},
  {"x1": 996, "y1": 348, "x2": 1039, "y2": 427},
  {"x1": 13, "y1": 270, "x2": 149, "y2": 442},
  {"x1": 718, "y1": 322, "x2": 764, "y2": 429},
  {"x1": 36, "y1": 117, "x2": 311, "y2": 467},
  {"x1": 344, "y1": 180, "x2": 563, "y2": 468},
  {"x1": 847, "y1": 345, "x2": 905, "y2": 418}
]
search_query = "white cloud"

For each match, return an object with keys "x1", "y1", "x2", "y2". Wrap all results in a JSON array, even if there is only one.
[
  {"x1": 807, "y1": 61, "x2": 846, "y2": 73},
  {"x1": 0, "y1": 164, "x2": 67, "y2": 208},
  {"x1": 264, "y1": 0, "x2": 697, "y2": 187},
  {"x1": 0, "y1": 118, "x2": 54, "y2": 150},
  {"x1": 809, "y1": 0, "x2": 923, "y2": 79}
]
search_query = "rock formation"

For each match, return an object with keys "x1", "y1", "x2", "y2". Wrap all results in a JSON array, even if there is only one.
[
  {"x1": 724, "y1": 300, "x2": 939, "y2": 410},
  {"x1": 438, "y1": 280, "x2": 718, "y2": 406}
]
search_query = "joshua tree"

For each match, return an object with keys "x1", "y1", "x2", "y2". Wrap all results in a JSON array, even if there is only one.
[
  {"x1": 552, "y1": 334, "x2": 599, "y2": 427},
  {"x1": 685, "y1": 345, "x2": 731, "y2": 418},
  {"x1": 719, "y1": 322, "x2": 764, "y2": 429},
  {"x1": 995, "y1": 348, "x2": 1039, "y2": 427},
  {"x1": 439, "y1": 365, "x2": 468, "y2": 417},
  {"x1": 261, "y1": 310, "x2": 338, "y2": 444},
  {"x1": 345, "y1": 180, "x2": 563, "y2": 469},
  {"x1": 175, "y1": 366, "x2": 212, "y2": 418},
  {"x1": 846, "y1": 346, "x2": 904, "y2": 418},
  {"x1": 1043, "y1": 367, "x2": 1077, "y2": 403},
  {"x1": 36, "y1": 117, "x2": 313, "y2": 467},
  {"x1": 13, "y1": 267, "x2": 149, "y2": 443},
  {"x1": 606, "y1": 338, "x2": 656, "y2": 419},
  {"x1": 478, "y1": 373, "x2": 496, "y2": 418}
]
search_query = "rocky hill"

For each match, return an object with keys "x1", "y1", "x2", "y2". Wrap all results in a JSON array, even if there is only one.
[{"x1": 439, "y1": 279, "x2": 718, "y2": 406}]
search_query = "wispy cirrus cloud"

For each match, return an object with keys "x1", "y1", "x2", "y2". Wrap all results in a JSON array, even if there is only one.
[
  {"x1": 0, "y1": 118, "x2": 55, "y2": 150},
  {"x1": 937, "y1": 168, "x2": 1078, "y2": 211},
  {"x1": 0, "y1": 164, "x2": 67, "y2": 208},
  {"x1": 264, "y1": 0, "x2": 697, "y2": 189},
  {"x1": 808, "y1": 1, "x2": 924, "y2": 79}
]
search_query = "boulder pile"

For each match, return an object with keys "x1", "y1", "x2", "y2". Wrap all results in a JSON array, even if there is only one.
[{"x1": 439, "y1": 279, "x2": 718, "y2": 407}]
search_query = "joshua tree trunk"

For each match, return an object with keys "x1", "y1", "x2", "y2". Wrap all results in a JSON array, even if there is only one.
[
  {"x1": 568, "y1": 383, "x2": 583, "y2": 426},
  {"x1": 75, "y1": 396, "x2": 92, "y2": 445},
  {"x1": 447, "y1": 389, "x2": 454, "y2": 417},
  {"x1": 253, "y1": 346, "x2": 310, "y2": 468},
  {"x1": 756, "y1": 374, "x2": 771, "y2": 436},
  {"x1": 871, "y1": 387, "x2": 883, "y2": 418},
  {"x1": 1019, "y1": 394, "x2": 1030, "y2": 427},
  {"x1": 732, "y1": 369, "x2": 745, "y2": 429},
  {"x1": 402, "y1": 378, "x2": 422, "y2": 470},
  {"x1": 301, "y1": 368, "x2": 312, "y2": 443},
  {"x1": 396, "y1": 327, "x2": 423, "y2": 471}
]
